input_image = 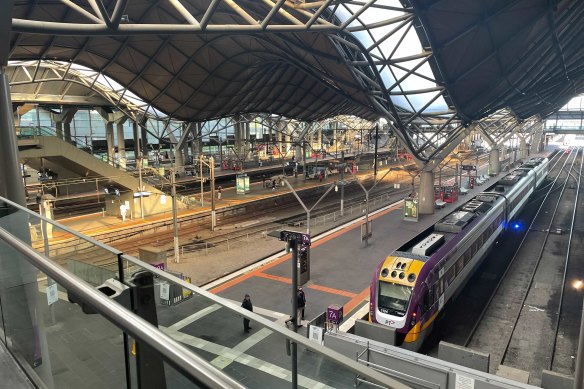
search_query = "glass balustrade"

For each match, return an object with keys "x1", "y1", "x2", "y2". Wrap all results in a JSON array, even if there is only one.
[{"x1": 0, "y1": 197, "x2": 401, "y2": 388}]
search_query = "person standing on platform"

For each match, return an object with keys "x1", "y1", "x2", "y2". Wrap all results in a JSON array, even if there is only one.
[
  {"x1": 241, "y1": 294, "x2": 253, "y2": 333},
  {"x1": 119, "y1": 203, "x2": 127, "y2": 222},
  {"x1": 217, "y1": 186, "x2": 222, "y2": 200},
  {"x1": 298, "y1": 286, "x2": 306, "y2": 325}
]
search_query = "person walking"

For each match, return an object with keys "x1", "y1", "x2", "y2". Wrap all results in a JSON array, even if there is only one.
[
  {"x1": 298, "y1": 286, "x2": 306, "y2": 325},
  {"x1": 217, "y1": 186, "x2": 222, "y2": 200},
  {"x1": 241, "y1": 294, "x2": 253, "y2": 333}
]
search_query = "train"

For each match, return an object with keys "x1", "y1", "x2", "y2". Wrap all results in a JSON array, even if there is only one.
[{"x1": 369, "y1": 157, "x2": 550, "y2": 350}]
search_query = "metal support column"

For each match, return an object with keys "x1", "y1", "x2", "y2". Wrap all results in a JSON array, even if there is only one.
[
  {"x1": 170, "y1": 166, "x2": 179, "y2": 263},
  {"x1": 373, "y1": 124, "x2": 379, "y2": 177},
  {"x1": 141, "y1": 121, "x2": 149, "y2": 160},
  {"x1": 0, "y1": 68, "x2": 26, "y2": 204},
  {"x1": 291, "y1": 240, "x2": 299, "y2": 389},
  {"x1": 116, "y1": 119, "x2": 127, "y2": 165},
  {"x1": 245, "y1": 121, "x2": 250, "y2": 161},
  {"x1": 419, "y1": 170, "x2": 435, "y2": 215},
  {"x1": 0, "y1": 64, "x2": 54, "y2": 385},
  {"x1": 106, "y1": 122, "x2": 115, "y2": 165},
  {"x1": 132, "y1": 120, "x2": 141, "y2": 159},
  {"x1": 489, "y1": 148, "x2": 500, "y2": 175},
  {"x1": 340, "y1": 151, "x2": 345, "y2": 216},
  {"x1": 210, "y1": 157, "x2": 216, "y2": 231}
]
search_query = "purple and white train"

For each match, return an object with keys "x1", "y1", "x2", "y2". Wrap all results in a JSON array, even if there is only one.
[{"x1": 370, "y1": 157, "x2": 549, "y2": 350}]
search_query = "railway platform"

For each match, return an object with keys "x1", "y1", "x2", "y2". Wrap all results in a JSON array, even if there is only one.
[
  {"x1": 12, "y1": 152, "x2": 559, "y2": 389},
  {"x1": 50, "y1": 152, "x2": 514, "y2": 324}
]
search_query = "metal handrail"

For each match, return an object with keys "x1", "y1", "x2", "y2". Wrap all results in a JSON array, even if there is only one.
[
  {"x1": 122, "y1": 251, "x2": 410, "y2": 389},
  {"x1": 0, "y1": 227, "x2": 245, "y2": 389},
  {"x1": 1, "y1": 195, "x2": 123, "y2": 255},
  {"x1": 0, "y1": 195, "x2": 410, "y2": 388}
]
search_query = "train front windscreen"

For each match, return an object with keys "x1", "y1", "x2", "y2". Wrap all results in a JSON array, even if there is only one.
[{"x1": 377, "y1": 281, "x2": 412, "y2": 317}]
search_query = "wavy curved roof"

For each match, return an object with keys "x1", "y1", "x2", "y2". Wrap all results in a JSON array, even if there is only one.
[
  {"x1": 8, "y1": 0, "x2": 583, "y2": 165},
  {"x1": 10, "y1": 1, "x2": 381, "y2": 122},
  {"x1": 410, "y1": 0, "x2": 584, "y2": 122}
]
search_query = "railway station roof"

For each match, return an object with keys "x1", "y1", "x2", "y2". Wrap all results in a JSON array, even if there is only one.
[
  {"x1": 411, "y1": 0, "x2": 584, "y2": 122},
  {"x1": 6, "y1": 0, "x2": 584, "y2": 163},
  {"x1": 8, "y1": 60, "x2": 146, "y2": 112}
]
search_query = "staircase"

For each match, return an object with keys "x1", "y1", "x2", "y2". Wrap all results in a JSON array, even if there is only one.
[{"x1": 19, "y1": 135, "x2": 162, "y2": 195}]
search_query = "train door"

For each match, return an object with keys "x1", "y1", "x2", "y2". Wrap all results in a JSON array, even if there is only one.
[
  {"x1": 438, "y1": 267, "x2": 445, "y2": 310},
  {"x1": 420, "y1": 283, "x2": 431, "y2": 325}
]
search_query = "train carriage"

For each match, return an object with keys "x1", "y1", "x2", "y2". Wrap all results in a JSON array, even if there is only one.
[{"x1": 370, "y1": 157, "x2": 549, "y2": 350}]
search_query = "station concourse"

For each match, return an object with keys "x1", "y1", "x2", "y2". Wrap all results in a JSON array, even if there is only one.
[{"x1": 1, "y1": 1, "x2": 584, "y2": 389}]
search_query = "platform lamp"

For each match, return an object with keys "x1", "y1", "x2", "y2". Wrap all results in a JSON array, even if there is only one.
[
  {"x1": 199, "y1": 155, "x2": 216, "y2": 231},
  {"x1": 136, "y1": 155, "x2": 145, "y2": 220},
  {"x1": 574, "y1": 280, "x2": 584, "y2": 389}
]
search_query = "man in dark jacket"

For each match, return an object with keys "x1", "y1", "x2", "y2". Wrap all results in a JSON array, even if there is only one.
[
  {"x1": 297, "y1": 287, "x2": 306, "y2": 323},
  {"x1": 241, "y1": 294, "x2": 253, "y2": 333}
]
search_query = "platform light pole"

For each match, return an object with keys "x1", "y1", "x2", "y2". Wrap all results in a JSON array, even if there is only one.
[
  {"x1": 199, "y1": 155, "x2": 204, "y2": 207},
  {"x1": 199, "y1": 155, "x2": 216, "y2": 231},
  {"x1": 340, "y1": 151, "x2": 345, "y2": 216},
  {"x1": 346, "y1": 166, "x2": 394, "y2": 245},
  {"x1": 137, "y1": 156, "x2": 144, "y2": 219},
  {"x1": 210, "y1": 156, "x2": 216, "y2": 231},
  {"x1": 282, "y1": 178, "x2": 336, "y2": 235},
  {"x1": 169, "y1": 164, "x2": 180, "y2": 264}
]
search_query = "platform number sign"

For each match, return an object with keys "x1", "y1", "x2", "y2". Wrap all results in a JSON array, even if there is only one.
[
  {"x1": 278, "y1": 230, "x2": 311, "y2": 246},
  {"x1": 327, "y1": 304, "x2": 344, "y2": 324}
]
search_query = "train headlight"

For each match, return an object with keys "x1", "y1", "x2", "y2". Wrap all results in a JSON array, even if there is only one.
[{"x1": 410, "y1": 312, "x2": 417, "y2": 327}]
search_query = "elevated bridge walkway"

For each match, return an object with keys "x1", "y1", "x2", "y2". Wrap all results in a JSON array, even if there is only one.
[{"x1": 544, "y1": 126, "x2": 584, "y2": 134}]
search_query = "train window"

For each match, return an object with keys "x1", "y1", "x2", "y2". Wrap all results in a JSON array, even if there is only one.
[
  {"x1": 423, "y1": 291, "x2": 430, "y2": 312},
  {"x1": 463, "y1": 249, "x2": 471, "y2": 265},
  {"x1": 439, "y1": 278, "x2": 444, "y2": 295},
  {"x1": 432, "y1": 284, "x2": 438, "y2": 303},
  {"x1": 446, "y1": 268, "x2": 455, "y2": 287},
  {"x1": 377, "y1": 281, "x2": 413, "y2": 317},
  {"x1": 455, "y1": 257, "x2": 464, "y2": 275}
]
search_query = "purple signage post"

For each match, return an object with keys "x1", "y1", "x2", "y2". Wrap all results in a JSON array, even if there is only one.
[
  {"x1": 327, "y1": 304, "x2": 344, "y2": 324},
  {"x1": 152, "y1": 262, "x2": 165, "y2": 271}
]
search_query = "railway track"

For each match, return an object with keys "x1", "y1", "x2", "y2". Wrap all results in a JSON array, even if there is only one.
[
  {"x1": 49, "y1": 174, "x2": 412, "y2": 270},
  {"x1": 462, "y1": 149, "x2": 581, "y2": 385}
]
